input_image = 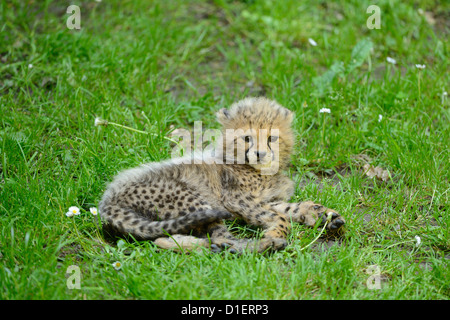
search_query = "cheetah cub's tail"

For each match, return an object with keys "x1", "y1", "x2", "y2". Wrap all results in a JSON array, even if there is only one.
[{"x1": 99, "y1": 204, "x2": 231, "y2": 240}]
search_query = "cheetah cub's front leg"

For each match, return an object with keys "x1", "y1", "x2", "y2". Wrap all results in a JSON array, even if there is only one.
[
  {"x1": 222, "y1": 197, "x2": 291, "y2": 253},
  {"x1": 267, "y1": 201, "x2": 345, "y2": 230}
]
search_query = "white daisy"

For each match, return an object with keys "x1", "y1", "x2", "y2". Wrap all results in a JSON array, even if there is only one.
[
  {"x1": 94, "y1": 117, "x2": 108, "y2": 126},
  {"x1": 112, "y1": 261, "x2": 122, "y2": 270},
  {"x1": 28, "y1": 64, "x2": 33, "y2": 69},
  {"x1": 415, "y1": 64, "x2": 426, "y2": 69},
  {"x1": 89, "y1": 207, "x2": 98, "y2": 215},
  {"x1": 68, "y1": 206, "x2": 80, "y2": 216},
  {"x1": 386, "y1": 57, "x2": 396, "y2": 65},
  {"x1": 415, "y1": 235, "x2": 421, "y2": 247},
  {"x1": 66, "y1": 211, "x2": 74, "y2": 217},
  {"x1": 308, "y1": 38, "x2": 317, "y2": 46},
  {"x1": 319, "y1": 108, "x2": 331, "y2": 114}
]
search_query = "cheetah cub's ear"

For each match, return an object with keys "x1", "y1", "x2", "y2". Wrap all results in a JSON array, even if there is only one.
[
  {"x1": 282, "y1": 108, "x2": 294, "y2": 125},
  {"x1": 216, "y1": 108, "x2": 231, "y2": 125}
]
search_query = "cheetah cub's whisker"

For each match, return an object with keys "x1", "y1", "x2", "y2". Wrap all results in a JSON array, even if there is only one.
[{"x1": 99, "y1": 97, "x2": 345, "y2": 253}]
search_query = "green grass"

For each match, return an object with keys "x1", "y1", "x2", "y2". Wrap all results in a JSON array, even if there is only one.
[{"x1": 1, "y1": 0, "x2": 449, "y2": 300}]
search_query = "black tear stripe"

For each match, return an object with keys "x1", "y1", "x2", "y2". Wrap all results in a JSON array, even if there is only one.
[
  {"x1": 267, "y1": 141, "x2": 275, "y2": 160},
  {"x1": 244, "y1": 132, "x2": 254, "y2": 164}
]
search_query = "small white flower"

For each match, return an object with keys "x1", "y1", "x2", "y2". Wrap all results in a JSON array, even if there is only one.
[
  {"x1": 415, "y1": 235, "x2": 421, "y2": 247},
  {"x1": 89, "y1": 207, "x2": 98, "y2": 215},
  {"x1": 415, "y1": 64, "x2": 426, "y2": 69},
  {"x1": 68, "y1": 206, "x2": 80, "y2": 216},
  {"x1": 112, "y1": 261, "x2": 122, "y2": 270},
  {"x1": 308, "y1": 38, "x2": 317, "y2": 46},
  {"x1": 319, "y1": 108, "x2": 331, "y2": 114},
  {"x1": 28, "y1": 64, "x2": 33, "y2": 69},
  {"x1": 386, "y1": 57, "x2": 396, "y2": 65},
  {"x1": 94, "y1": 117, "x2": 108, "y2": 127},
  {"x1": 441, "y1": 91, "x2": 447, "y2": 104},
  {"x1": 65, "y1": 211, "x2": 74, "y2": 217},
  {"x1": 378, "y1": 114, "x2": 383, "y2": 122}
]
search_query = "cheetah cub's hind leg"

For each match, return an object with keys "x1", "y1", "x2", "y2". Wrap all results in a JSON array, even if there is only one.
[
  {"x1": 154, "y1": 235, "x2": 214, "y2": 253},
  {"x1": 153, "y1": 222, "x2": 244, "y2": 254},
  {"x1": 152, "y1": 222, "x2": 247, "y2": 254},
  {"x1": 207, "y1": 222, "x2": 260, "y2": 254}
]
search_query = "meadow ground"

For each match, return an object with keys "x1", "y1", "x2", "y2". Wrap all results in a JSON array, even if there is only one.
[{"x1": 0, "y1": 0, "x2": 449, "y2": 300}]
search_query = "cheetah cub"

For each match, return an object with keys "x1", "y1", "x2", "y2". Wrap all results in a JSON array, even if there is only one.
[{"x1": 99, "y1": 97, "x2": 345, "y2": 253}]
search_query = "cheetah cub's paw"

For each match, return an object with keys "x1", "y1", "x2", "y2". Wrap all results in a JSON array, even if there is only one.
[
  {"x1": 319, "y1": 210, "x2": 345, "y2": 230},
  {"x1": 308, "y1": 203, "x2": 345, "y2": 230},
  {"x1": 211, "y1": 238, "x2": 255, "y2": 254},
  {"x1": 212, "y1": 237, "x2": 287, "y2": 254},
  {"x1": 291, "y1": 201, "x2": 345, "y2": 230},
  {"x1": 259, "y1": 237, "x2": 288, "y2": 252}
]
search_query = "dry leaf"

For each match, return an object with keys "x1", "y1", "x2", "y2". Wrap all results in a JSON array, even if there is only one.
[
  {"x1": 424, "y1": 11, "x2": 436, "y2": 25},
  {"x1": 351, "y1": 153, "x2": 373, "y2": 165},
  {"x1": 363, "y1": 164, "x2": 390, "y2": 181}
]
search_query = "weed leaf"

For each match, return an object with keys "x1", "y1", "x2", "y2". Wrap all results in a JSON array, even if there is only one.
[
  {"x1": 347, "y1": 38, "x2": 373, "y2": 74},
  {"x1": 312, "y1": 61, "x2": 345, "y2": 97}
]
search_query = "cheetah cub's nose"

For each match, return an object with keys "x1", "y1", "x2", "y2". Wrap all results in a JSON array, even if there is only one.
[{"x1": 256, "y1": 151, "x2": 267, "y2": 160}]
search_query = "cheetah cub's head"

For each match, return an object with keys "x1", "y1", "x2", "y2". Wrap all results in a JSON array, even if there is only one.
[{"x1": 216, "y1": 97, "x2": 294, "y2": 175}]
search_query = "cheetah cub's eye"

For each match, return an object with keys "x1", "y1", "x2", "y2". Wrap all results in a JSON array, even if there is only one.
[
  {"x1": 243, "y1": 136, "x2": 253, "y2": 143},
  {"x1": 268, "y1": 136, "x2": 278, "y2": 143}
]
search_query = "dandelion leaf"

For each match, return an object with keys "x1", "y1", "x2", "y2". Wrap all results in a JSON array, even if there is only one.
[
  {"x1": 312, "y1": 61, "x2": 345, "y2": 97},
  {"x1": 347, "y1": 38, "x2": 373, "y2": 74}
]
